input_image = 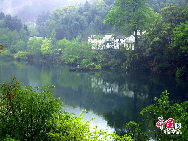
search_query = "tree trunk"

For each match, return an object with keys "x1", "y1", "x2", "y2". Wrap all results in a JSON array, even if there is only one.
[{"x1": 134, "y1": 29, "x2": 138, "y2": 50}]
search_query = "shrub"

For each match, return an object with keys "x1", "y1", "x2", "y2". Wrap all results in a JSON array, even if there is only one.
[
  {"x1": 126, "y1": 91, "x2": 188, "y2": 141},
  {"x1": 0, "y1": 50, "x2": 12, "y2": 57},
  {"x1": 3, "y1": 135, "x2": 19, "y2": 141},
  {"x1": 27, "y1": 36, "x2": 42, "y2": 54},
  {"x1": 14, "y1": 51, "x2": 29, "y2": 61},
  {"x1": 48, "y1": 110, "x2": 132, "y2": 141},
  {"x1": 95, "y1": 64, "x2": 102, "y2": 70},
  {"x1": 10, "y1": 40, "x2": 27, "y2": 53},
  {"x1": 176, "y1": 67, "x2": 187, "y2": 78},
  {"x1": 41, "y1": 38, "x2": 54, "y2": 55},
  {"x1": 0, "y1": 77, "x2": 62, "y2": 140},
  {"x1": 0, "y1": 78, "x2": 132, "y2": 141},
  {"x1": 80, "y1": 59, "x2": 91, "y2": 67}
]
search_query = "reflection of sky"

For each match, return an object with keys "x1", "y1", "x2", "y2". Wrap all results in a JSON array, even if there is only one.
[
  {"x1": 28, "y1": 81, "x2": 40, "y2": 88},
  {"x1": 64, "y1": 105, "x2": 115, "y2": 133}
]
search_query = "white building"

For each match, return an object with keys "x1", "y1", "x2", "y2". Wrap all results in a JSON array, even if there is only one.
[
  {"x1": 29, "y1": 36, "x2": 43, "y2": 40},
  {"x1": 88, "y1": 34, "x2": 135, "y2": 50}
]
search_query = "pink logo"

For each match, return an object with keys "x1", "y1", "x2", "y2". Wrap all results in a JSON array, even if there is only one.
[
  {"x1": 166, "y1": 118, "x2": 174, "y2": 129},
  {"x1": 156, "y1": 116, "x2": 182, "y2": 134}
]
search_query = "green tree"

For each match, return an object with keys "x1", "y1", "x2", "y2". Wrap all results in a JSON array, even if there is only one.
[
  {"x1": 57, "y1": 38, "x2": 95, "y2": 65},
  {"x1": 0, "y1": 78, "x2": 62, "y2": 140},
  {"x1": 173, "y1": 21, "x2": 188, "y2": 55},
  {"x1": 4, "y1": 15, "x2": 22, "y2": 31},
  {"x1": 160, "y1": 4, "x2": 187, "y2": 28},
  {"x1": 36, "y1": 12, "x2": 50, "y2": 37},
  {"x1": 27, "y1": 37, "x2": 43, "y2": 54},
  {"x1": 173, "y1": 21, "x2": 188, "y2": 78},
  {"x1": 14, "y1": 51, "x2": 29, "y2": 61},
  {"x1": 27, "y1": 24, "x2": 39, "y2": 37},
  {"x1": 40, "y1": 38, "x2": 53, "y2": 55},
  {"x1": 126, "y1": 91, "x2": 188, "y2": 141},
  {"x1": 10, "y1": 40, "x2": 27, "y2": 53},
  {"x1": 148, "y1": 0, "x2": 187, "y2": 12},
  {"x1": 36, "y1": 2, "x2": 114, "y2": 40},
  {"x1": 105, "y1": 0, "x2": 155, "y2": 49},
  {"x1": 0, "y1": 78, "x2": 133, "y2": 141}
]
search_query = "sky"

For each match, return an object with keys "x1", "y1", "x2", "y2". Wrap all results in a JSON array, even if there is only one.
[{"x1": 0, "y1": 0, "x2": 90, "y2": 22}]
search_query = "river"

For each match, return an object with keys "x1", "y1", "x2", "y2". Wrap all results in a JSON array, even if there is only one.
[{"x1": 0, "y1": 59, "x2": 187, "y2": 134}]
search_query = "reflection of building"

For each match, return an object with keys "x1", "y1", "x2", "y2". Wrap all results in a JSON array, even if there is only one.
[
  {"x1": 88, "y1": 34, "x2": 135, "y2": 50},
  {"x1": 91, "y1": 77, "x2": 148, "y2": 99},
  {"x1": 91, "y1": 76, "x2": 148, "y2": 99}
]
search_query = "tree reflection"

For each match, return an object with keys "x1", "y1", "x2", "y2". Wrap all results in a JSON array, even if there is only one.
[{"x1": 0, "y1": 60, "x2": 187, "y2": 133}]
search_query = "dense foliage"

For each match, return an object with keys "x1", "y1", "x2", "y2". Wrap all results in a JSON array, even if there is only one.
[
  {"x1": 104, "y1": 1, "x2": 188, "y2": 77},
  {"x1": 0, "y1": 1, "x2": 188, "y2": 78},
  {"x1": 126, "y1": 91, "x2": 188, "y2": 141},
  {"x1": 123, "y1": 4, "x2": 188, "y2": 77},
  {"x1": 36, "y1": 0, "x2": 115, "y2": 40},
  {"x1": 0, "y1": 12, "x2": 29, "y2": 54},
  {"x1": 105, "y1": 0, "x2": 156, "y2": 49},
  {"x1": 0, "y1": 78, "x2": 132, "y2": 140}
]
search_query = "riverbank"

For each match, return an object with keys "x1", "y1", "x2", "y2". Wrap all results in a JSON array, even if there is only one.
[
  {"x1": 0, "y1": 58, "x2": 187, "y2": 140},
  {"x1": 1, "y1": 46, "x2": 188, "y2": 79}
]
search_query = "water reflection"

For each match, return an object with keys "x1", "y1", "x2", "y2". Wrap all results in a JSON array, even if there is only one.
[{"x1": 0, "y1": 60, "x2": 187, "y2": 133}]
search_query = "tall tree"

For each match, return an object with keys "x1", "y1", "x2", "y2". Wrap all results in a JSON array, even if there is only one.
[
  {"x1": 105, "y1": 0, "x2": 155, "y2": 49},
  {"x1": 160, "y1": 4, "x2": 187, "y2": 28},
  {"x1": 148, "y1": 0, "x2": 188, "y2": 12}
]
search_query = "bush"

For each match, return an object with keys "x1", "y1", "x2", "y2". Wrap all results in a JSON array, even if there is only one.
[
  {"x1": 10, "y1": 40, "x2": 27, "y2": 53},
  {"x1": 3, "y1": 135, "x2": 19, "y2": 141},
  {"x1": 58, "y1": 38, "x2": 94, "y2": 66},
  {"x1": 27, "y1": 36, "x2": 42, "y2": 54},
  {"x1": 126, "y1": 91, "x2": 188, "y2": 141},
  {"x1": 0, "y1": 78, "x2": 132, "y2": 141},
  {"x1": 41, "y1": 38, "x2": 54, "y2": 55},
  {"x1": 48, "y1": 110, "x2": 132, "y2": 141},
  {"x1": 0, "y1": 50, "x2": 12, "y2": 57},
  {"x1": 95, "y1": 64, "x2": 102, "y2": 70},
  {"x1": 0, "y1": 77, "x2": 62, "y2": 140},
  {"x1": 13, "y1": 51, "x2": 29, "y2": 61},
  {"x1": 80, "y1": 59, "x2": 92, "y2": 67},
  {"x1": 176, "y1": 67, "x2": 187, "y2": 78}
]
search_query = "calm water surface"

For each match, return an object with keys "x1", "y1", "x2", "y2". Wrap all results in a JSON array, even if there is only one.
[{"x1": 0, "y1": 59, "x2": 187, "y2": 133}]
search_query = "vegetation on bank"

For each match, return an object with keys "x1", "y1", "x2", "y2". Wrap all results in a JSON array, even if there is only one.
[
  {"x1": 0, "y1": 77, "x2": 132, "y2": 141},
  {"x1": 105, "y1": 1, "x2": 188, "y2": 78},
  {"x1": 126, "y1": 91, "x2": 188, "y2": 141},
  {"x1": 0, "y1": 78, "x2": 187, "y2": 140},
  {"x1": 0, "y1": 0, "x2": 188, "y2": 78}
]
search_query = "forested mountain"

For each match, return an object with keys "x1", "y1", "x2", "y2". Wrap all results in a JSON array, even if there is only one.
[
  {"x1": 35, "y1": 0, "x2": 188, "y2": 40},
  {"x1": 36, "y1": 0, "x2": 115, "y2": 40},
  {"x1": 0, "y1": 0, "x2": 93, "y2": 22}
]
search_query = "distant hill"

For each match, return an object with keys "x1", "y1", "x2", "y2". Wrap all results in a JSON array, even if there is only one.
[{"x1": 0, "y1": 0, "x2": 91, "y2": 22}]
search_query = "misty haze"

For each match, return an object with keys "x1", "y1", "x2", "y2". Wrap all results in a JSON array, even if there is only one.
[
  {"x1": 0, "y1": 0, "x2": 91, "y2": 22},
  {"x1": 0, "y1": 0, "x2": 187, "y2": 140}
]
